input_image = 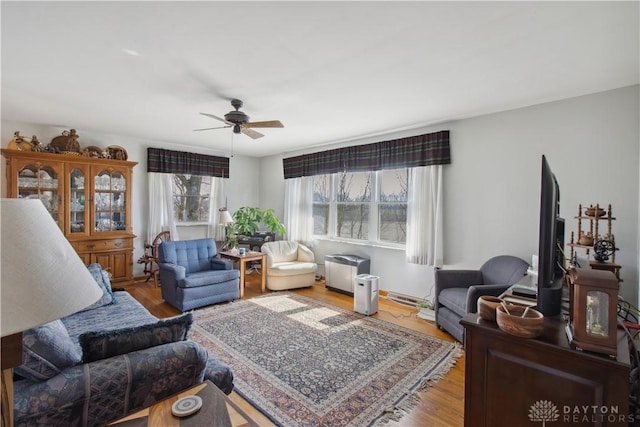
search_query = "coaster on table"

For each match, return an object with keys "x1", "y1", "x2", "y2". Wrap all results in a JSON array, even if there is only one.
[{"x1": 171, "y1": 395, "x2": 203, "y2": 418}]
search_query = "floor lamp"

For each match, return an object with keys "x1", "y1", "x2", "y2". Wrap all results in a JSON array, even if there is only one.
[
  {"x1": 1, "y1": 199, "x2": 103, "y2": 427},
  {"x1": 216, "y1": 169, "x2": 233, "y2": 247}
]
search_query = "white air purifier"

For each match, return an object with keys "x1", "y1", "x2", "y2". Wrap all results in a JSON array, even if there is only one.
[{"x1": 354, "y1": 274, "x2": 379, "y2": 316}]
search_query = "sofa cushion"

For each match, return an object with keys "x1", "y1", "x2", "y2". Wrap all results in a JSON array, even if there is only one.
[
  {"x1": 268, "y1": 261, "x2": 317, "y2": 277},
  {"x1": 438, "y1": 287, "x2": 471, "y2": 318},
  {"x1": 211, "y1": 257, "x2": 233, "y2": 270},
  {"x1": 63, "y1": 291, "x2": 159, "y2": 344},
  {"x1": 159, "y1": 239, "x2": 218, "y2": 274},
  {"x1": 79, "y1": 313, "x2": 193, "y2": 362},
  {"x1": 263, "y1": 241, "x2": 301, "y2": 263},
  {"x1": 14, "y1": 319, "x2": 82, "y2": 381},
  {"x1": 181, "y1": 269, "x2": 240, "y2": 288},
  {"x1": 77, "y1": 263, "x2": 114, "y2": 312}
]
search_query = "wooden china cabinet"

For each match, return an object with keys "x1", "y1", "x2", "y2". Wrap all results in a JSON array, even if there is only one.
[{"x1": 1, "y1": 149, "x2": 137, "y2": 282}]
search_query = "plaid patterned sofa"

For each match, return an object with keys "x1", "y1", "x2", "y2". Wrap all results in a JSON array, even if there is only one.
[{"x1": 13, "y1": 264, "x2": 233, "y2": 427}]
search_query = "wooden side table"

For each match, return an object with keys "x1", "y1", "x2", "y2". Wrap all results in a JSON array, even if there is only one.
[
  {"x1": 219, "y1": 251, "x2": 267, "y2": 297},
  {"x1": 109, "y1": 380, "x2": 259, "y2": 427}
]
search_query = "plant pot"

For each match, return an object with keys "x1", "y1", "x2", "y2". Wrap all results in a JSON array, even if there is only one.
[{"x1": 417, "y1": 307, "x2": 435, "y2": 321}]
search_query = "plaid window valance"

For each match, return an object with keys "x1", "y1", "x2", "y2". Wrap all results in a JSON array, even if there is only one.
[
  {"x1": 282, "y1": 130, "x2": 450, "y2": 179},
  {"x1": 147, "y1": 147, "x2": 229, "y2": 177}
]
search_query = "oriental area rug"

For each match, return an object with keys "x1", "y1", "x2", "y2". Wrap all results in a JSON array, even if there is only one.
[{"x1": 189, "y1": 292, "x2": 462, "y2": 427}]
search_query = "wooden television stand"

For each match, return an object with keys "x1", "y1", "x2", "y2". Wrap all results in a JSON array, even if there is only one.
[{"x1": 461, "y1": 313, "x2": 631, "y2": 426}]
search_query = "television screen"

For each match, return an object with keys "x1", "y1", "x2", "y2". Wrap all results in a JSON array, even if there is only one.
[{"x1": 537, "y1": 155, "x2": 564, "y2": 316}]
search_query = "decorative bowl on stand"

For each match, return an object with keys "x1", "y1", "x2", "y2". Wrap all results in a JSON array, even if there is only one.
[
  {"x1": 584, "y1": 206, "x2": 605, "y2": 217},
  {"x1": 578, "y1": 232, "x2": 594, "y2": 246},
  {"x1": 496, "y1": 304, "x2": 544, "y2": 338},
  {"x1": 477, "y1": 296, "x2": 505, "y2": 322}
]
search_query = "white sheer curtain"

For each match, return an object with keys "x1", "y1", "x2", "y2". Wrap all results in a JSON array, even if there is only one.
[
  {"x1": 284, "y1": 176, "x2": 314, "y2": 246},
  {"x1": 406, "y1": 165, "x2": 443, "y2": 266},
  {"x1": 147, "y1": 172, "x2": 178, "y2": 243},
  {"x1": 208, "y1": 177, "x2": 225, "y2": 240}
]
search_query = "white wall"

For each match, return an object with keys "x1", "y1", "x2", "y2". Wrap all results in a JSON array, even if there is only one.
[
  {"x1": 2, "y1": 85, "x2": 638, "y2": 304},
  {"x1": 259, "y1": 85, "x2": 640, "y2": 303}
]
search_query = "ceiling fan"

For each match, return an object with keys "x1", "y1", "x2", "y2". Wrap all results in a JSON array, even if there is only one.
[{"x1": 194, "y1": 99, "x2": 283, "y2": 139}]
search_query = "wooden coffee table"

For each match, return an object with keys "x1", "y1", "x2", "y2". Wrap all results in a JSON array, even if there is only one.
[
  {"x1": 219, "y1": 251, "x2": 267, "y2": 297},
  {"x1": 109, "y1": 380, "x2": 258, "y2": 427}
]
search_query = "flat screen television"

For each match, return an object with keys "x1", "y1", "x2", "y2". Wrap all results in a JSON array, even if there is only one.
[{"x1": 537, "y1": 155, "x2": 565, "y2": 316}]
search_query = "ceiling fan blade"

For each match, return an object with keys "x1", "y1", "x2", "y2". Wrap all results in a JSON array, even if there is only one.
[
  {"x1": 241, "y1": 127, "x2": 264, "y2": 139},
  {"x1": 244, "y1": 120, "x2": 284, "y2": 128},
  {"x1": 193, "y1": 125, "x2": 232, "y2": 131},
  {"x1": 200, "y1": 112, "x2": 232, "y2": 125}
]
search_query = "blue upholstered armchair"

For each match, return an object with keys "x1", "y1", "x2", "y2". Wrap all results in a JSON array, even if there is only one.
[
  {"x1": 158, "y1": 238, "x2": 240, "y2": 311},
  {"x1": 434, "y1": 255, "x2": 529, "y2": 342}
]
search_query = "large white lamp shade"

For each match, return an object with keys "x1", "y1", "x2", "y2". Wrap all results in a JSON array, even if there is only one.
[{"x1": 1, "y1": 199, "x2": 103, "y2": 336}]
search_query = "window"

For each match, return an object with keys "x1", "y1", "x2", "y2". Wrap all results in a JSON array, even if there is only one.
[
  {"x1": 171, "y1": 174, "x2": 212, "y2": 222},
  {"x1": 313, "y1": 168, "x2": 408, "y2": 245},
  {"x1": 378, "y1": 168, "x2": 408, "y2": 244},
  {"x1": 313, "y1": 175, "x2": 330, "y2": 235},
  {"x1": 336, "y1": 171, "x2": 372, "y2": 240}
]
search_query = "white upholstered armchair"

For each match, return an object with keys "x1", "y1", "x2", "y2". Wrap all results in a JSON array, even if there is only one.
[{"x1": 261, "y1": 241, "x2": 318, "y2": 290}]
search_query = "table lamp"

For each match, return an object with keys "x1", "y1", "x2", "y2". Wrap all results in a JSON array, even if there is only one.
[
  {"x1": 217, "y1": 207, "x2": 235, "y2": 248},
  {"x1": 1, "y1": 199, "x2": 103, "y2": 426},
  {"x1": 218, "y1": 207, "x2": 234, "y2": 226}
]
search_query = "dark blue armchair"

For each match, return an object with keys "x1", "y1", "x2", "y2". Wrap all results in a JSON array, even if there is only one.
[
  {"x1": 434, "y1": 255, "x2": 529, "y2": 342},
  {"x1": 158, "y1": 238, "x2": 240, "y2": 311}
]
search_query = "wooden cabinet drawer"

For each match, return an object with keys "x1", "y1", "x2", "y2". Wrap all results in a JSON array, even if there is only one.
[{"x1": 74, "y1": 238, "x2": 133, "y2": 252}]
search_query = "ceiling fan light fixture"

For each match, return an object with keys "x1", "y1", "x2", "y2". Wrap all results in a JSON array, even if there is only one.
[
  {"x1": 197, "y1": 98, "x2": 283, "y2": 140},
  {"x1": 224, "y1": 110, "x2": 249, "y2": 124}
]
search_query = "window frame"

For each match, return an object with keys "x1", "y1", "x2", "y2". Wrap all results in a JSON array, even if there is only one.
[
  {"x1": 312, "y1": 174, "x2": 331, "y2": 236},
  {"x1": 312, "y1": 168, "x2": 408, "y2": 248},
  {"x1": 377, "y1": 168, "x2": 409, "y2": 246},
  {"x1": 171, "y1": 173, "x2": 213, "y2": 225}
]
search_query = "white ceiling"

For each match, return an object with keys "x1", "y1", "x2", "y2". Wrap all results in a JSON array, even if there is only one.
[{"x1": 2, "y1": 1, "x2": 638, "y2": 158}]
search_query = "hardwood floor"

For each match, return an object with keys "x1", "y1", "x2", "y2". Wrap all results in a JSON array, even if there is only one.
[{"x1": 121, "y1": 273, "x2": 465, "y2": 426}]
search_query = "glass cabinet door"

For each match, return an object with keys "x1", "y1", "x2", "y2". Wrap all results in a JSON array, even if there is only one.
[
  {"x1": 93, "y1": 169, "x2": 127, "y2": 232},
  {"x1": 68, "y1": 167, "x2": 89, "y2": 235},
  {"x1": 17, "y1": 163, "x2": 61, "y2": 226}
]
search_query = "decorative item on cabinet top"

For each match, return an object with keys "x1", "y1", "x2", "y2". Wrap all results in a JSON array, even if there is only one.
[
  {"x1": 5, "y1": 129, "x2": 130, "y2": 161},
  {"x1": 7, "y1": 131, "x2": 43, "y2": 152},
  {"x1": 82, "y1": 145, "x2": 103, "y2": 158},
  {"x1": 106, "y1": 145, "x2": 128, "y2": 160},
  {"x1": 49, "y1": 129, "x2": 81, "y2": 154}
]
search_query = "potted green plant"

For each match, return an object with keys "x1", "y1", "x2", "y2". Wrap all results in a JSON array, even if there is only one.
[
  {"x1": 417, "y1": 294, "x2": 435, "y2": 321},
  {"x1": 224, "y1": 228, "x2": 240, "y2": 250},
  {"x1": 225, "y1": 207, "x2": 286, "y2": 249},
  {"x1": 233, "y1": 207, "x2": 285, "y2": 236}
]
